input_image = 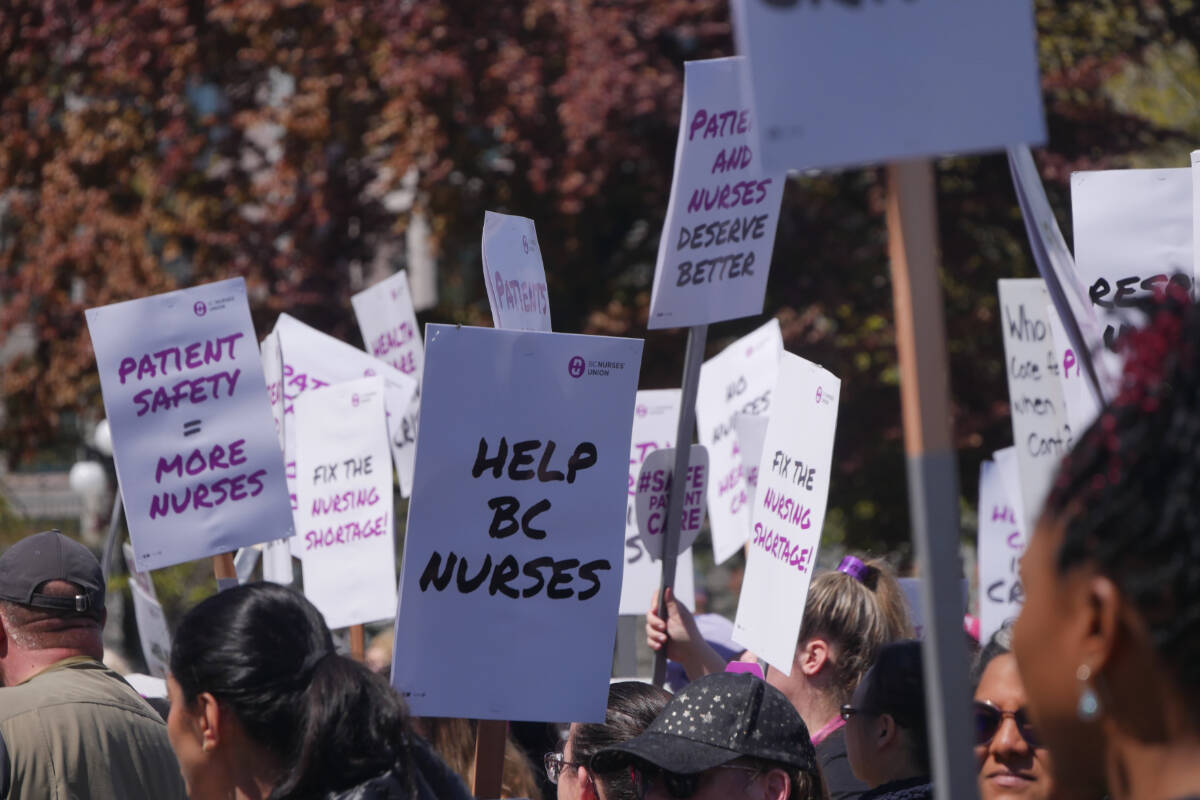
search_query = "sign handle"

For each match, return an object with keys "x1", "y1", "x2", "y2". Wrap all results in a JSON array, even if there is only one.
[
  {"x1": 472, "y1": 719, "x2": 507, "y2": 800},
  {"x1": 652, "y1": 324, "x2": 708, "y2": 687},
  {"x1": 211, "y1": 552, "x2": 238, "y2": 590},
  {"x1": 885, "y1": 159, "x2": 978, "y2": 800},
  {"x1": 349, "y1": 624, "x2": 365, "y2": 662},
  {"x1": 99, "y1": 489, "x2": 124, "y2": 584}
]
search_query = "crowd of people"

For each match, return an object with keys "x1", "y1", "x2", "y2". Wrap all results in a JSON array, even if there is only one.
[{"x1": 2, "y1": 298, "x2": 1200, "y2": 800}]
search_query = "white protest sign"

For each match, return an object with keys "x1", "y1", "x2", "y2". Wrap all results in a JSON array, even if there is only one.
[
  {"x1": 732, "y1": 352, "x2": 840, "y2": 674},
  {"x1": 731, "y1": 0, "x2": 1045, "y2": 173},
  {"x1": 998, "y1": 279, "x2": 1070, "y2": 537},
  {"x1": 293, "y1": 376, "x2": 397, "y2": 629},
  {"x1": 648, "y1": 57, "x2": 785, "y2": 330},
  {"x1": 352, "y1": 270, "x2": 424, "y2": 497},
  {"x1": 1192, "y1": 151, "x2": 1200, "y2": 286},
  {"x1": 481, "y1": 211, "x2": 551, "y2": 332},
  {"x1": 977, "y1": 455, "x2": 1025, "y2": 645},
  {"x1": 620, "y1": 391, "x2": 695, "y2": 615},
  {"x1": 732, "y1": 412, "x2": 769, "y2": 510},
  {"x1": 122, "y1": 544, "x2": 171, "y2": 678},
  {"x1": 259, "y1": 329, "x2": 294, "y2": 584},
  {"x1": 695, "y1": 318, "x2": 783, "y2": 564},
  {"x1": 992, "y1": 446, "x2": 1027, "y2": 541},
  {"x1": 85, "y1": 278, "x2": 292, "y2": 569},
  {"x1": 392, "y1": 325, "x2": 643, "y2": 722},
  {"x1": 898, "y1": 576, "x2": 969, "y2": 640},
  {"x1": 275, "y1": 314, "x2": 418, "y2": 546},
  {"x1": 1070, "y1": 167, "x2": 1192, "y2": 353},
  {"x1": 634, "y1": 445, "x2": 708, "y2": 560},
  {"x1": 1046, "y1": 304, "x2": 1101, "y2": 436}
]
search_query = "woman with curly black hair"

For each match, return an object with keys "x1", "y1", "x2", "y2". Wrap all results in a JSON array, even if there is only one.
[{"x1": 1013, "y1": 286, "x2": 1200, "y2": 800}]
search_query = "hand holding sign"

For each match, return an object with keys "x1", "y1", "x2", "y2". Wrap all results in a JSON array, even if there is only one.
[{"x1": 634, "y1": 445, "x2": 709, "y2": 560}]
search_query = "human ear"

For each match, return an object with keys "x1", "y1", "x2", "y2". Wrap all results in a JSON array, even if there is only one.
[
  {"x1": 578, "y1": 766, "x2": 599, "y2": 800},
  {"x1": 1081, "y1": 574, "x2": 1120, "y2": 675},
  {"x1": 760, "y1": 767, "x2": 790, "y2": 800},
  {"x1": 196, "y1": 692, "x2": 223, "y2": 752},
  {"x1": 797, "y1": 638, "x2": 829, "y2": 677}
]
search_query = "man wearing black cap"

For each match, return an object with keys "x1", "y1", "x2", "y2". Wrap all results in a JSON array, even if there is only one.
[
  {"x1": 0, "y1": 530, "x2": 185, "y2": 799},
  {"x1": 592, "y1": 671, "x2": 826, "y2": 800}
]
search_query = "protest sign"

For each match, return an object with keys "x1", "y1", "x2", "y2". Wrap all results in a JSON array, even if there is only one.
[
  {"x1": 1193, "y1": 151, "x2": 1200, "y2": 285},
  {"x1": 695, "y1": 318, "x2": 783, "y2": 564},
  {"x1": 997, "y1": 279, "x2": 1070, "y2": 537},
  {"x1": 732, "y1": 412, "x2": 769, "y2": 510},
  {"x1": 481, "y1": 211, "x2": 552, "y2": 332},
  {"x1": 620, "y1": 391, "x2": 695, "y2": 615},
  {"x1": 258, "y1": 329, "x2": 294, "y2": 583},
  {"x1": 293, "y1": 376, "x2": 397, "y2": 630},
  {"x1": 1070, "y1": 167, "x2": 1192, "y2": 352},
  {"x1": 392, "y1": 325, "x2": 643, "y2": 722},
  {"x1": 85, "y1": 278, "x2": 292, "y2": 569},
  {"x1": 122, "y1": 544, "x2": 171, "y2": 678},
  {"x1": 647, "y1": 57, "x2": 785, "y2": 330},
  {"x1": 275, "y1": 314, "x2": 418, "y2": 537},
  {"x1": 731, "y1": 0, "x2": 1045, "y2": 173},
  {"x1": 898, "y1": 577, "x2": 969, "y2": 640},
  {"x1": 352, "y1": 270, "x2": 425, "y2": 497},
  {"x1": 634, "y1": 445, "x2": 708, "y2": 561},
  {"x1": 732, "y1": 352, "x2": 840, "y2": 674},
  {"x1": 1046, "y1": 305, "x2": 1101, "y2": 436},
  {"x1": 977, "y1": 455, "x2": 1025, "y2": 644}
]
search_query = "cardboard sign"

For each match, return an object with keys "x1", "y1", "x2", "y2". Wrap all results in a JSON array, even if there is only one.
[
  {"x1": 620, "y1": 391, "x2": 695, "y2": 615},
  {"x1": 85, "y1": 278, "x2": 293, "y2": 569},
  {"x1": 1046, "y1": 305, "x2": 1100, "y2": 436},
  {"x1": 695, "y1": 318, "x2": 783, "y2": 564},
  {"x1": 293, "y1": 377, "x2": 397, "y2": 630},
  {"x1": 997, "y1": 279, "x2": 1070, "y2": 536},
  {"x1": 647, "y1": 57, "x2": 785, "y2": 330},
  {"x1": 392, "y1": 325, "x2": 643, "y2": 722},
  {"x1": 634, "y1": 445, "x2": 709, "y2": 560},
  {"x1": 275, "y1": 314, "x2": 418, "y2": 535},
  {"x1": 122, "y1": 544, "x2": 171, "y2": 678},
  {"x1": 732, "y1": 353, "x2": 840, "y2": 674},
  {"x1": 1070, "y1": 167, "x2": 1192, "y2": 352},
  {"x1": 731, "y1": 0, "x2": 1045, "y2": 172},
  {"x1": 481, "y1": 211, "x2": 552, "y2": 332},
  {"x1": 352, "y1": 270, "x2": 425, "y2": 497},
  {"x1": 977, "y1": 455, "x2": 1025, "y2": 644}
]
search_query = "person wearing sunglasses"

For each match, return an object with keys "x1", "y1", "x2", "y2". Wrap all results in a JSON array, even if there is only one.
[
  {"x1": 590, "y1": 672, "x2": 826, "y2": 800},
  {"x1": 972, "y1": 623, "x2": 1056, "y2": 800},
  {"x1": 1012, "y1": 289, "x2": 1200, "y2": 800},
  {"x1": 545, "y1": 682, "x2": 670, "y2": 800},
  {"x1": 841, "y1": 640, "x2": 932, "y2": 800}
]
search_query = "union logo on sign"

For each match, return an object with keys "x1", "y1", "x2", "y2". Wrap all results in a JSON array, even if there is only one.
[
  {"x1": 568, "y1": 356, "x2": 586, "y2": 378},
  {"x1": 193, "y1": 301, "x2": 207, "y2": 317}
]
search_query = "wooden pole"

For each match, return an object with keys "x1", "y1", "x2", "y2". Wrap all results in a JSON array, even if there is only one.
[
  {"x1": 349, "y1": 624, "x2": 365, "y2": 662},
  {"x1": 652, "y1": 324, "x2": 708, "y2": 686},
  {"x1": 472, "y1": 719, "x2": 507, "y2": 800},
  {"x1": 212, "y1": 552, "x2": 238, "y2": 591},
  {"x1": 885, "y1": 159, "x2": 978, "y2": 800}
]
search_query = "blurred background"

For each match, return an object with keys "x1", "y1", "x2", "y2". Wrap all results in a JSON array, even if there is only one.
[{"x1": 2, "y1": 0, "x2": 1199, "y2": 660}]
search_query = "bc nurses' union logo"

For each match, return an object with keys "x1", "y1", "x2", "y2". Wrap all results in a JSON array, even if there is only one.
[
  {"x1": 193, "y1": 300, "x2": 207, "y2": 317},
  {"x1": 568, "y1": 356, "x2": 586, "y2": 379}
]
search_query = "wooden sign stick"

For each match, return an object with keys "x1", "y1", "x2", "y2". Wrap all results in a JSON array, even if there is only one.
[
  {"x1": 349, "y1": 624, "x2": 365, "y2": 662},
  {"x1": 472, "y1": 719, "x2": 507, "y2": 800},
  {"x1": 211, "y1": 552, "x2": 238, "y2": 590}
]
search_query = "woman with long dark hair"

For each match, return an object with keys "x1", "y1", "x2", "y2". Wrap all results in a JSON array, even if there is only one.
[{"x1": 165, "y1": 582, "x2": 472, "y2": 800}]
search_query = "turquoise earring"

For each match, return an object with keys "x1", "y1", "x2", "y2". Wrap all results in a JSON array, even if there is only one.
[{"x1": 1076, "y1": 664, "x2": 1101, "y2": 722}]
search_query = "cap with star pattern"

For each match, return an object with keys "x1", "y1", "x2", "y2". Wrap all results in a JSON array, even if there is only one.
[{"x1": 591, "y1": 672, "x2": 817, "y2": 775}]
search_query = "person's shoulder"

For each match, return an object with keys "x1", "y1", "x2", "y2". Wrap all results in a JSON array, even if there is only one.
[{"x1": 0, "y1": 658, "x2": 165, "y2": 727}]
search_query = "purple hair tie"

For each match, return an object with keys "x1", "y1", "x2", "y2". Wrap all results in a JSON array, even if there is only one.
[{"x1": 837, "y1": 555, "x2": 869, "y2": 583}]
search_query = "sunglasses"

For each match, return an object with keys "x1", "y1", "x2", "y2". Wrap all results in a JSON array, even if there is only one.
[
  {"x1": 839, "y1": 704, "x2": 881, "y2": 722},
  {"x1": 629, "y1": 762, "x2": 760, "y2": 800},
  {"x1": 973, "y1": 701, "x2": 1040, "y2": 748},
  {"x1": 543, "y1": 751, "x2": 586, "y2": 785}
]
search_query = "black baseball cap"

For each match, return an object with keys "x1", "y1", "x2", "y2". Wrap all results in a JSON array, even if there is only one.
[
  {"x1": 592, "y1": 672, "x2": 817, "y2": 775},
  {"x1": 0, "y1": 530, "x2": 105, "y2": 616}
]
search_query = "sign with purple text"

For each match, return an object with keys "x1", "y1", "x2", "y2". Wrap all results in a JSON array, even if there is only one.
[
  {"x1": 482, "y1": 211, "x2": 552, "y2": 332},
  {"x1": 998, "y1": 279, "x2": 1070, "y2": 535},
  {"x1": 293, "y1": 376, "x2": 397, "y2": 630},
  {"x1": 695, "y1": 318, "x2": 783, "y2": 564},
  {"x1": 648, "y1": 57, "x2": 785, "y2": 330},
  {"x1": 634, "y1": 445, "x2": 708, "y2": 561},
  {"x1": 122, "y1": 544, "x2": 171, "y2": 678},
  {"x1": 620, "y1": 390, "x2": 695, "y2": 615},
  {"x1": 258, "y1": 328, "x2": 294, "y2": 584},
  {"x1": 732, "y1": 412, "x2": 769, "y2": 510},
  {"x1": 275, "y1": 314, "x2": 418, "y2": 539},
  {"x1": 978, "y1": 453, "x2": 1025, "y2": 644},
  {"x1": 1046, "y1": 305, "x2": 1100, "y2": 436},
  {"x1": 1070, "y1": 167, "x2": 1192, "y2": 353},
  {"x1": 352, "y1": 270, "x2": 425, "y2": 496},
  {"x1": 733, "y1": 352, "x2": 840, "y2": 674},
  {"x1": 85, "y1": 278, "x2": 292, "y2": 569},
  {"x1": 732, "y1": 0, "x2": 1045, "y2": 172},
  {"x1": 393, "y1": 325, "x2": 642, "y2": 722}
]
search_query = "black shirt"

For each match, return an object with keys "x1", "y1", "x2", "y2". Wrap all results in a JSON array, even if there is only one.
[{"x1": 816, "y1": 727, "x2": 870, "y2": 800}]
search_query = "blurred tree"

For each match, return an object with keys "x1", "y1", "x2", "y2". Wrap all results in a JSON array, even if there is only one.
[{"x1": 2, "y1": 0, "x2": 1198, "y2": 566}]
